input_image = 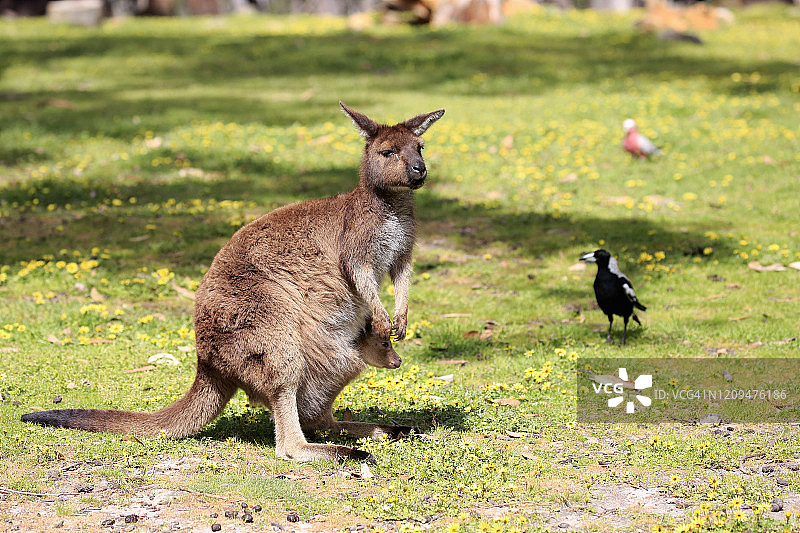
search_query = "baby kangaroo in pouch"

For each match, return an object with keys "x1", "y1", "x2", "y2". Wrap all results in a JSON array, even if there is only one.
[{"x1": 22, "y1": 102, "x2": 445, "y2": 463}]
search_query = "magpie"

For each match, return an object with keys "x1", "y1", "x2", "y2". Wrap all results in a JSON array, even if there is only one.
[{"x1": 579, "y1": 249, "x2": 646, "y2": 344}]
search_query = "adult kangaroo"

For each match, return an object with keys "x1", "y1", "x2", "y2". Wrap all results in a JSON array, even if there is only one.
[{"x1": 22, "y1": 102, "x2": 445, "y2": 462}]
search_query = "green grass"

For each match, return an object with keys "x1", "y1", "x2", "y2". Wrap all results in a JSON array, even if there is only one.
[{"x1": 1, "y1": 5, "x2": 800, "y2": 533}]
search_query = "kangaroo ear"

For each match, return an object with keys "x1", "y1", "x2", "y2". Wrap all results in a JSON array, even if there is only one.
[
  {"x1": 340, "y1": 102, "x2": 380, "y2": 139},
  {"x1": 401, "y1": 109, "x2": 445, "y2": 136}
]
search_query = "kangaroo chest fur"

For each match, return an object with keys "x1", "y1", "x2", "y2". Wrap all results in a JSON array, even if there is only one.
[{"x1": 372, "y1": 209, "x2": 414, "y2": 277}]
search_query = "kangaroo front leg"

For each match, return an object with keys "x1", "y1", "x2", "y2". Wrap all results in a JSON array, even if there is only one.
[
  {"x1": 270, "y1": 388, "x2": 374, "y2": 463},
  {"x1": 352, "y1": 264, "x2": 392, "y2": 337},
  {"x1": 389, "y1": 252, "x2": 412, "y2": 340}
]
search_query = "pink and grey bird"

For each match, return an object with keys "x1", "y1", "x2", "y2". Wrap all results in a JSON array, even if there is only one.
[{"x1": 622, "y1": 119, "x2": 662, "y2": 159}]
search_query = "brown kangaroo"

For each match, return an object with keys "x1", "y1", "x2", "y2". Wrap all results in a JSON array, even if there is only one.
[{"x1": 21, "y1": 102, "x2": 444, "y2": 462}]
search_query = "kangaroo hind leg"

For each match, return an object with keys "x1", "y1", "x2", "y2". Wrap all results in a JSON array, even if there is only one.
[{"x1": 270, "y1": 387, "x2": 375, "y2": 463}]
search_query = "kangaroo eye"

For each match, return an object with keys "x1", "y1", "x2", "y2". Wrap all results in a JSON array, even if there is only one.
[
  {"x1": 381, "y1": 342, "x2": 390, "y2": 347},
  {"x1": 417, "y1": 145, "x2": 424, "y2": 154},
  {"x1": 379, "y1": 150, "x2": 394, "y2": 158}
]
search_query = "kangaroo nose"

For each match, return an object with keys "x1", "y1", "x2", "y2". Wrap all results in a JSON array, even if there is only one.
[{"x1": 410, "y1": 163, "x2": 425, "y2": 175}]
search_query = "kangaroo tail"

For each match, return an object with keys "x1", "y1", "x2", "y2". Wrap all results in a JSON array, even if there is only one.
[{"x1": 21, "y1": 368, "x2": 235, "y2": 438}]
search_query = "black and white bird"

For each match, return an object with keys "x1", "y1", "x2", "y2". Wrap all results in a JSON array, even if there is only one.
[{"x1": 579, "y1": 249, "x2": 646, "y2": 345}]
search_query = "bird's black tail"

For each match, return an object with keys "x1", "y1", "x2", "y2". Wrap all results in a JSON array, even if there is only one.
[{"x1": 633, "y1": 300, "x2": 646, "y2": 312}]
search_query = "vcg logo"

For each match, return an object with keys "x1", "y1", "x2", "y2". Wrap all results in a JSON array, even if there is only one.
[{"x1": 591, "y1": 368, "x2": 652, "y2": 414}]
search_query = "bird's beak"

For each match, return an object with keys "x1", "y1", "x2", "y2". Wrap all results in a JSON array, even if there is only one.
[{"x1": 579, "y1": 252, "x2": 596, "y2": 263}]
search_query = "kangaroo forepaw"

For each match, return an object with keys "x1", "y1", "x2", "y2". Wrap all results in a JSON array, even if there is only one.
[{"x1": 391, "y1": 317, "x2": 407, "y2": 341}]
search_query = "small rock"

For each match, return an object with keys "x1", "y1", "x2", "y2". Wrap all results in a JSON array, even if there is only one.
[
  {"x1": 271, "y1": 522, "x2": 285, "y2": 531},
  {"x1": 211, "y1": 524, "x2": 221, "y2": 532},
  {"x1": 287, "y1": 511, "x2": 299, "y2": 523},
  {"x1": 787, "y1": 463, "x2": 799, "y2": 471},
  {"x1": 75, "y1": 483, "x2": 93, "y2": 493},
  {"x1": 762, "y1": 465, "x2": 774, "y2": 474},
  {"x1": 53, "y1": 521, "x2": 64, "y2": 528},
  {"x1": 53, "y1": 395, "x2": 62, "y2": 404},
  {"x1": 210, "y1": 513, "x2": 218, "y2": 518},
  {"x1": 124, "y1": 515, "x2": 138, "y2": 524},
  {"x1": 101, "y1": 518, "x2": 115, "y2": 527},
  {"x1": 558, "y1": 523, "x2": 570, "y2": 529},
  {"x1": 224, "y1": 510, "x2": 238, "y2": 519},
  {"x1": 777, "y1": 478, "x2": 789, "y2": 487},
  {"x1": 243, "y1": 513, "x2": 253, "y2": 523},
  {"x1": 241, "y1": 502, "x2": 248, "y2": 509},
  {"x1": 771, "y1": 499, "x2": 783, "y2": 512},
  {"x1": 253, "y1": 505, "x2": 262, "y2": 513}
]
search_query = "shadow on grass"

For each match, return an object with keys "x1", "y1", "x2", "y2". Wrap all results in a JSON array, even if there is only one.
[
  {"x1": 0, "y1": 24, "x2": 795, "y2": 138},
  {"x1": 197, "y1": 404, "x2": 468, "y2": 447},
  {"x1": 0, "y1": 160, "x2": 736, "y2": 273}
]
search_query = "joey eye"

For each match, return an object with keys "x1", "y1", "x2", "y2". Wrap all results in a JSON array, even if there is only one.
[
  {"x1": 379, "y1": 149, "x2": 394, "y2": 158},
  {"x1": 417, "y1": 145, "x2": 424, "y2": 154}
]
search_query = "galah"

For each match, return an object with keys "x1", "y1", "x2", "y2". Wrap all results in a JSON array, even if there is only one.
[{"x1": 622, "y1": 119, "x2": 662, "y2": 159}]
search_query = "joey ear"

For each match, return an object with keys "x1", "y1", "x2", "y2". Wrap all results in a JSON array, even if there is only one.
[
  {"x1": 400, "y1": 109, "x2": 445, "y2": 136},
  {"x1": 340, "y1": 102, "x2": 380, "y2": 139}
]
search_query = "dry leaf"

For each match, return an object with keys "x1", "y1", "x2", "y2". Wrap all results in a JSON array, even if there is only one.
[
  {"x1": 129, "y1": 235, "x2": 150, "y2": 242},
  {"x1": 519, "y1": 451, "x2": 538, "y2": 460},
  {"x1": 559, "y1": 173, "x2": 578, "y2": 183},
  {"x1": 463, "y1": 330, "x2": 480, "y2": 338},
  {"x1": 568, "y1": 262, "x2": 586, "y2": 271},
  {"x1": 440, "y1": 359, "x2": 469, "y2": 366},
  {"x1": 788, "y1": 262, "x2": 800, "y2": 271},
  {"x1": 61, "y1": 327, "x2": 72, "y2": 335},
  {"x1": 491, "y1": 398, "x2": 521, "y2": 406},
  {"x1": 436, "y1": 374, "x2": 454, "y2": 382},
  {"x1": 90, "y1": 287, "x2": 106, "y2": 302},
  {"x1": 47, "y1": 334, "x2": 61, "y2": 344},
  {"x1": 728, "y1": 316, "x2": 751, "y2": 321},
  {"x1": 704, "y1": 294, "x2": 727, "y2": 300},
  {"x1": 144, "y1": 136, "x2": 163, "y2": 149},
  {"x1": 0, "y1": 347, "x2": 19, "y2": 353},
  {"x1": 46, "y1": 98, "x2": 75, "y2": 109},
  {"x1": 502, "y1": 134, "x2": 514, "y2": 150},
  {"x1": 479, "y1": 330, "x2": 493, "y2": 340},
  {"x1": 123, "y1": 365, "x2": 157, "y2": 373},
  {"x1": 360, "y1": 463, "x2": 374, "y2": 479},
  {"x1": 442, "y1": 313, "x2": 471, "y2": 318},
  {"x1": 506, "y1": 431, "x2": 527, "y2": 438},
  {"x1": 148, "y1": 353, "x2": 179, "y2": 366},
  {"x1": 276, "y1": 472, "x2": 307, "y2": 480},
  {"x1": 122, "y1": 435, "x2": 144, "y2": 445},
  {"x1": 748, "y1": 261, "x2": 787, "y2": 272}
]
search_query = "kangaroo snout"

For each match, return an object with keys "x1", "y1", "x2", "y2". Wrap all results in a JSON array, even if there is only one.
[
  {"x1": 407, "y1": 163, "x2": 427, "y2": 188},
  {"x1": 388, "y1": 354, "x2": 402, "y2": 369}
]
